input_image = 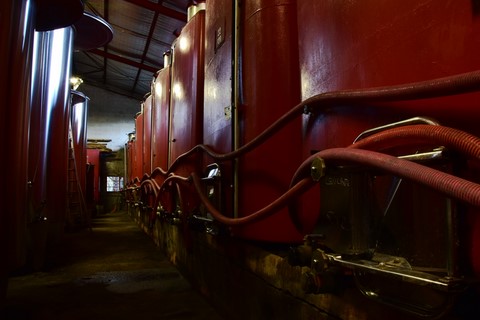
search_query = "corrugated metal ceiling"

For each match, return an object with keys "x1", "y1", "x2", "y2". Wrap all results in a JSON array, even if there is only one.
[{"x1": 73, "y1": 0, "x2": 189, "y2": 100}]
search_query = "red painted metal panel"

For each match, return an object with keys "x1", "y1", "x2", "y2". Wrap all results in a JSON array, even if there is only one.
[
  {"x1": 233, "y1": 0, "x2": 303, "y2": 242},
  {"x1": 202, "y1": 0, "x2": 234, "y2": 219},
  {"x1": 203, "y1": 0, "x2": 233, "y2": 155},
  {"x1": 168, "y1": 10, "x2": 205, "y2": 214},
  {"x1": 298, "y1": 0, "x2": 480, "y2": 123},
  {"x1": 169, "y1": 11, "x2": 205, "y2": 165},
  {"x1": 134, "y1": 112, "x2": 144, "y2": 181},
  {"x1": 142, "y1": 94, "x2": 153, "y2": 175},
  {"x1": 152, "y1": 66, "x2": 171, "y2": 171}
]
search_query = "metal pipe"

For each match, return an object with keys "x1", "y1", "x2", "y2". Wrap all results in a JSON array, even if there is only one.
[
  {"x1": 232, "y1": 0, "x2": 241, "y2": 218},
  {"x1": 295, "y1": 148, "x2": 480, "y2": 208},
  {"x1": 350, "y1": 125, "x2": 480, "y2": 158}
]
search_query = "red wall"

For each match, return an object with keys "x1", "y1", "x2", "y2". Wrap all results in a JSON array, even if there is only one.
[{"x1": 87, "y1": 148, "x2": 101, "y2": 204}]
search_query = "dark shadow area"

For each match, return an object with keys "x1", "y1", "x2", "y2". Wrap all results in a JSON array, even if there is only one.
[{"x1": 2, "y1": 211, "x2": 223, "y2": 320}]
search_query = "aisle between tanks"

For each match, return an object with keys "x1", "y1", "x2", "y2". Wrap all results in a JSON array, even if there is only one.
[{"x1": 2, "y1": 211, "x2": 223, "y2": 320}]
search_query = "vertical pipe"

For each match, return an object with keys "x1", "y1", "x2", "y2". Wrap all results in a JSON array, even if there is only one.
[
  {"x1": 232, "y1": 0, "x2": 241, "y2": 218},
  {"x1": 167, "y1": 51, "x2": 174, "y2": 169}
]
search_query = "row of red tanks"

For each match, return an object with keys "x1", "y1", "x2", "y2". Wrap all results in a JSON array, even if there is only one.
[
  {"x1": 125, "y1": 0, "x2": 480, "y2": 318},
  {"x1": 0, "y1": 0, "x2": 111, "y2": 304}
]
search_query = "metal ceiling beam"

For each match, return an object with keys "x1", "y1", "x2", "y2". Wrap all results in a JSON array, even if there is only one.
[
  {"x1": 88, "y1": 48, "x2": 159, "y2": 73},
  {"x1": 123, "y1": 0, "x2": 187, "y2": 22},
  {"x1": 132, "y1": 6, "x2": 161, "y2": 92}
]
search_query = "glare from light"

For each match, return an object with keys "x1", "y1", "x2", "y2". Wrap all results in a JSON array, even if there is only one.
[
  {"x1": 47, "y1": 29, "x2": 67, "y2": 111},
  {"x1": 73, "y1": 102, "x2": 85, "y2": 144},
  {"x1": 173, "y1": 83, "x2": 183, "y2": 99},
  {"x1": 70, "y1": 76, "x2": 83, "y2": 90},
  {"x1": 179, "y1": 36, "x2": 189, "y2": 52},
  {"x1": 207, "y1": 84, "x2": 217, "y2": 100},
  {"x1": 22, "y1": 0, "x2": 32, "y2": 50},
  {"x1": 155, "y1": 82, "x2": 163, "y2": 98}
]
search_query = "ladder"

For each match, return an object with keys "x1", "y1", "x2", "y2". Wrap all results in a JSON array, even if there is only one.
[{"x1": 66, "y1": 136, "x2": 90, "y2": 231}]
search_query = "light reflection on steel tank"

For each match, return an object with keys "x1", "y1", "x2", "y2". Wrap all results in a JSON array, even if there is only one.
[
  {"x1": 0, "y1": 1, "x2": 36, "y2": 296},
  {"x1": 0, "y1": 0, "x2": 85, "y2": 302},
  {"x1": 42, "y1": 26, "x2": 75, "y2": 252},
  {"x1": 69, "y1": 90, "x2": 90, "y2": 228}
]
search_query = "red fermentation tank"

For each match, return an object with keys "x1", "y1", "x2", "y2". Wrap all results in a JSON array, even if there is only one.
[
  {"x1": 296, "y1": 0, "x2": 480, "y2": 267},
  {"x1": 142, "y1": 94, "x2": 153, "y2": 176},
  {"x1": 152, "y1": 53, "x2": 171, "y2": 172},
  {"x1": 290, "y1": 0, "x2": 480, "y2": 314},
  {"x1": 168, "y1": 7, "x2": 205, "y2": 212},
  {"x1": 201, "y1": 0, "x2": 234, "y2": 221},
  {"x1": 134, "y1": 112, "x2": 144, "y2": 182},
  {"x1": 203, "y1": 0, "x2": 233, "y2": 155},
  {"x1": 122, "y1": 0, "x2": 480, "y2": 317},
  {"x1": 169, "y1": 9, "x2": 205, "y2": 166},
  {"x1": 233, "y1": 0, "x2": 303, "y2": 242}
]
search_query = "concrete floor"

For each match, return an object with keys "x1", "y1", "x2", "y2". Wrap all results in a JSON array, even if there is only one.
[{"x1": 2, "y1": 211, "x2": 224, "y2": 320}]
